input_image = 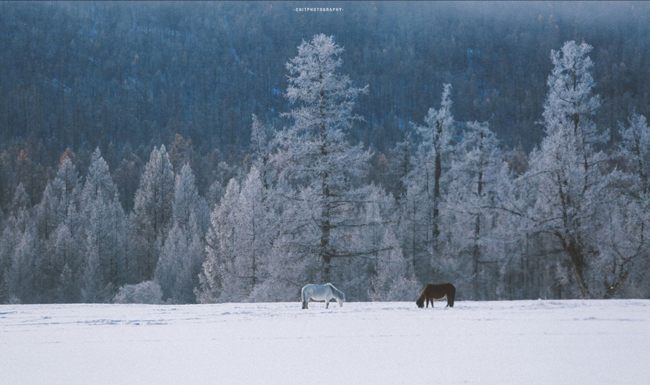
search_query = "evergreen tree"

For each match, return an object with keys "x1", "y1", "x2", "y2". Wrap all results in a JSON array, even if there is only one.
[
  {"x1": 521, "y1": 41, "x2": 606, "y2": 298},
  {"x1": 155, "y1": 163, "x2": 206, "y2": 303},
  {"x1": 155, "y1": 219, "x2": 204, "y2": 303},
  {"x1": 5, "y1": 221, "x2": 39, "y2": 303},
  {"x1": 231, "y1": 166, "x2": 274, "y2": 299},
  {"x1": 80, "y1": 148, "x2": 127, "y2": 302},
  {"x1": 272, "y1": 34, "x2": 371, "y2": 282},
  {"x1": 369, "y1": 229, "x2": 420, "y2": 301},
  {"x1": 52, "y1": 224, "x2": 83, "y2": 302},
  {"x1": 196, "y1": 179, "x2": 240, "y2": 303},
  {"x1": 401, "y1": 84, "x2": 456, "y2": 281},
  {"x1": 172, "y1": 164, "x2": 209, "y2": 236},
  {"x1": 445, "y1": 121, "x2": 508, "y2": 299},
  {"x1": 593, "y1": 112, "x2": 650, "y2": 298},
  {"x1": 132, "y1": 145, "x2": 175, "y2": 281}
]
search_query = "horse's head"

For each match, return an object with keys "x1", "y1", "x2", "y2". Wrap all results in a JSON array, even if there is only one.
[
  {"x1": 416, "y1": 297, "x2": 425, "y2": 308},
  {"x1": 338, "y1": 293, "x2": 345, "y2": 307}
]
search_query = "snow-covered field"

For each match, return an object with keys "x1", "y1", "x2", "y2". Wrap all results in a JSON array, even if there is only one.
[{"x1": 1, "y1": 300, "x2": 649, "y2": 385}]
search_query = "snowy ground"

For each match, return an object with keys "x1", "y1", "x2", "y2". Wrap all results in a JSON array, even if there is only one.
[{"x1": 1, "y1": 300, "x2": 649, "y2": 385}]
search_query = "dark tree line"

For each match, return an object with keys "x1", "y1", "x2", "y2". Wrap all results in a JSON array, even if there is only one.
[{"x1": 1, "y1": 2, "x2": 650, "y2": 210}]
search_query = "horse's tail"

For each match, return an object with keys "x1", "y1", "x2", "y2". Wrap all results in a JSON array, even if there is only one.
[
  {"x1": 447, "y1": 283, "x2": 456, "y2": 307},
  {"x1": 301, "y1": 285, "x2": 307, "y2": 309}
]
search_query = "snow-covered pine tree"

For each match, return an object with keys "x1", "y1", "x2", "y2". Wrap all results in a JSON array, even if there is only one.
[
  {"x1": 249, "y1": 114, "x2": 276, "y2": 193},
  {"x1": 172, "y1": 163, "x2": 209, "y2": 236},
  {"x1": 132, "y1": 145, "x2": 175, "y2": 281},
  {"x1": 5, "y1": 222, "x2": 39, "y2": 303},
  {"x1": 593, "y1": 112, "x2": 650, "y2": 298},
  {"x1": 400, "y1": 84, "x2": 455, "y2": 282},
  {"x1": 0, "y1": 224, "x2": 15, "y2": 302},
  {"x1": 444, "y1": 121, "x2": 509, "y2": 300},
  {"x1": 387, "y1": 129, "x2": 416, "y2": 200},
  {"x1": 155, "y1": 163, "x2": 206, "y2": 303},
  {"x1": 0, "y1": 185, "x2": 32, "y2": 302},
  {"x1": 34, "y1": 155, "x2": 82, "y2": 302},
  {"x1": 155, "y1": 219, "x2": 204, "y2": 303},
  {"x1": 618, "y1": 113, "x2": 650, "y2": 194},
  {"x1": 368, "y1": 228, "x2": 420, "y2": 301},
  {"x1": 521, "y1": 41, "x2": 607, "y2": 298},
  {"x1": 272, "y1": 34, "x2": 371, "y2": 282},
  {"x1": 80, "y1": 148, "x2": 127, "y2": 302},
  {"x1": 52, "y1": 223, "x2": 83, "y2": 302},
  {"x1": 196, "y1": 179, "x2": 240, "y2": 303},
  {"x1": 232, "y1": 166, "x2": 274, "y2": 300}
]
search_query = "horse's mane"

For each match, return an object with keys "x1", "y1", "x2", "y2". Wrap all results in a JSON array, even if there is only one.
[{"x1": 326, "y1": 283, "x2": 344, "y2": 299}]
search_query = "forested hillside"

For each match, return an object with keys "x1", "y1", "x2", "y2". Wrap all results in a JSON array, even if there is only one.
[{"x1": 1, "y1": 2, "x2": 649, "y2": 303}]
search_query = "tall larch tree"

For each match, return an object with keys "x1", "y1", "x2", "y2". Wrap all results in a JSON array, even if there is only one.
[
  {"x1": 80, "y1": 148, "x2": 127, "y2": 302},
  {"x1": 444, "y1": 121, "x2": 508, "y2": 299},
  {"x1": 155, "y1": 163, "x2": 206, "y2": 303},
  {"x1": 272, "y1": 34, "x2": 371, "y2": 282},
  {"x1": 401, "y1": 84, "x2": 455, "y2": 281},
  {"x1": 132, "y1": 145, "x2": 175, "y2": 281},
  {"x1": 522, "y1": 41, "x2": 606, "y2": 298}
]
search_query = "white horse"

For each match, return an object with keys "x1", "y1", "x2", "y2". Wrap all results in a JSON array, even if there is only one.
[{"x1": 301, "y1": 283, "x2": 345, "y2": 309}]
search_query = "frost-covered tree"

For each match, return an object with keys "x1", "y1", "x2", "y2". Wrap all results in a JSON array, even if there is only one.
[
  {"x1": 416, "y1": 83, "x2": 454, "y2": 240},
  {"x1": 0, "y1": 185, "x2": 33, "y2": 302},
  {"x1": 81, "y1": 149, "x2": 120, "y2": 208},
  {"x1": 196, "y1": 166, "x2": 274, "y2": 302},
  {"x1": 132, "y1": 145, "x2": 175, "y2": 281},
  {"x1": 196, "y1": 179, "x2": 240, "y2": 303},
  {"x1": 5, "y1": 223, "x2": 39, "y2": 303},
  {"x1": 444, "y1": 121, "x2": 509, "y2": 299},
  {"x1": 155, "y1": 163, "x2": 206, "y2": 303},
  {"x1": 39, "y1": 156, "x2": 81, "y2": 230},
  {"x1": 388, "y1": 130, "x2": 416, "y2": 200},
  {"x1": 232, "y1": 166, "x2": 274, "y2": 297},
  {"x1": 52, "y1": 224, "x2": 83, "y2": 302},
  {"x1": 251, "y1": 183, "x2": 319, "y2": 301},
  {"x1": 520, "y1": 41, "x2": 607, "y2": 298},
  {"x1": 155, "y1": 219, "x2": 204, "y2": 303},
  {"x1": 400, "y1": 84, "x2": 455, "y2": 281},
  {"x1": 34, "y1": 155, "x2": 83, "y2": 302},
  {"x1": 172, "y1": 164, "x2": 209, "y2": 236},
  {"x1": 369, "y1": 228, "x2": 420, "y2": 301},
  {"x1": 249, "y1": 114, "x2": 276, "y2": 192},
  {"x1": 0, "y1": 225, "x2": 15, "y2": 302},
  {"x1": 113, "y1": 280, "x2": 163, "y2": 304},
  {"x1": 1, "y1": 183, "x2": 47, "y2": 303},
  {"x1": 618, "y1": 113, "x2": 650, "y2": 194},
  {"x1": 80, "y1": 149, "x2": 127, "y2": 302},
  {"x1": 336, "y1": 184, "x2": 398, "y2": 300},
  {"x1": 10, "y1": 183, "x2": 30, "y2": 217},
  {"x1": 35, "y1": 181, "x2": 61, "y2": 242},
  {"x1": 593, "y1": 112, "x2": 650, "y2": 298},
  {"x1": 272, "y1": 34, "x2": 371, "y2": 282}
]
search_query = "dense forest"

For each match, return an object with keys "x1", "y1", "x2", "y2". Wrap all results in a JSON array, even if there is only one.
[{"x1": 1, "y1": 2, "x2": 649, "y2": 304}]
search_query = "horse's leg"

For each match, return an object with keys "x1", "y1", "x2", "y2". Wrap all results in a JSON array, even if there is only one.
[{"x1": 325, "y1": 298, "x2": 329, "y2": 309}]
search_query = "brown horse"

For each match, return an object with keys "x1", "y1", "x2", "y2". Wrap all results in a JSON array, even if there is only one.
[{"x1": 416, "y1": 283, "x2": 456, "y2": 308}]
